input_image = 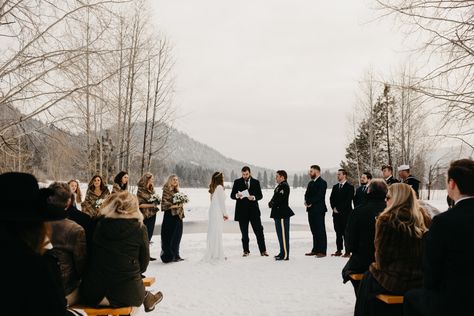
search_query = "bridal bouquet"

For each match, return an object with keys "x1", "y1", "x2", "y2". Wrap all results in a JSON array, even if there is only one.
[
  {"x1": 172, "y1": 192, "x2": 189, "y2": 205},
  {"x1": 148, "y1": 193, "x2": 161, "y2": 206},
  {"x1": 95, "y1": 198, "x2": 104, "y2": 209}
]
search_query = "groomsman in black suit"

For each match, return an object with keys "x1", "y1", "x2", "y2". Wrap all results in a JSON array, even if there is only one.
[
  {"x1": 269, "y1": 170, "x2": 294, "y2": 261},
  {"x1": 230, "y1": 166, "x2": 268, "y2": 257},
  {"x1": 304, "y1": 165, "x2": 328, "y2": 258},
  {"x1": 382, "y1": 165, "x2": 399, "y2": 185},
  {"x1": 329, "y1": 169, "x2": 354, "y2": 257},
  {"x1": 353, "y1": 172, "x2": 372, "y2": 208}
]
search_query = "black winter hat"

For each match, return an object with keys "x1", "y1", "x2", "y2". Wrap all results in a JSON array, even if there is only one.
[{"x1": 0, "y1": 172, "x2": 67, "y2": 221}]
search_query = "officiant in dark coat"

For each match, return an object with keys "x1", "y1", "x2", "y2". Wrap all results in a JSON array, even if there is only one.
[{"x1": 230, "y1": 166, "x2": 267, "y2": 257}]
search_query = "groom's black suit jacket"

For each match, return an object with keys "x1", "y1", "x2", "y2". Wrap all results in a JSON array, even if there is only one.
[{"x1": 230, "y1": 177, "x2": 263, "y2": 221}]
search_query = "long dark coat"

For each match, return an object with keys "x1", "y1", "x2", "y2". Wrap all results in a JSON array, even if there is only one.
[
  {"x1": 80, "y1": 211, "x2": 149, "y2": 307},
  {"x1": 342, "y1": 193, "x2": 386, "y2": 282},
  {"x1": 230, "y1": 177, "x2": 263, "y2": 221}
]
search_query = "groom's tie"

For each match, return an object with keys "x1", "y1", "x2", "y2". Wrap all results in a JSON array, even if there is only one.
[{"x1": 245, "y1": 180, "x2": 249, "y2": 189}]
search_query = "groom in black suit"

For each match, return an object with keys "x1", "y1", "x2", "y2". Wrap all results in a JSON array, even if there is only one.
[{"x1": 231, "y1": 166, "x2": 268, "y2": 257}]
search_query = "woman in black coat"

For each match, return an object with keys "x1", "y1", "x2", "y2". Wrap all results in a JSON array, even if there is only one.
[
  {"x1": 80, "y1": 191, "x2": 163, "y2": 313},
  {"x1": 342, "y1": 179, "x2": 388, "y2": 294}
]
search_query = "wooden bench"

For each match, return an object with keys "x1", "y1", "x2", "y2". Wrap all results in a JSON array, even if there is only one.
[
  {"x1": 349, "y1": 273, "x2": 364, "y2": 281},
  {"x1": 376, "y1": 294, "x2": 404, "y2": 304},
  {"x1": 142, "y1": 277, "x2": 155, "y2": 287},
  {"x1": 71, "y1": 277, "x2": 157, "y2": 316},
  {"x1": 74, "y1": 305, "x2": 132, "y2": 316}
]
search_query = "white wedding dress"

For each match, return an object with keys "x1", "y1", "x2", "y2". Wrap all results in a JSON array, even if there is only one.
[{"x1": 203, "y1": 185, "x2": 228, "y2": 262}]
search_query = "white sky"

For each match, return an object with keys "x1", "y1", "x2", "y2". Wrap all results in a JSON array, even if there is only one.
[{"x1": 150, "y1": 0, "x2": 410, "y2": 171}]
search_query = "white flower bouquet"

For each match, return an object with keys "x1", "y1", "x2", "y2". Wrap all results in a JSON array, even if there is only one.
[
  {"x1": 172, "y1": 192, "x2": 189, "y2": 205},
  {"x1": 148, "y1": 193, "x2": 161, "y2": 206},
  {"x1": 95, "y1": 198, "x2": 104, "y2": 209}
]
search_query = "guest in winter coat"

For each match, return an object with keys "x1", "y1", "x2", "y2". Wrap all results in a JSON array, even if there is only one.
[
  {"x1": 404, "y1": 159, "x2": 474, "y2": 316},
  {"x1": 354, "y1": 183, "x2": 431, "y2": 316},
  {"x1": 81, "y1": 175, "x2": 110, "y2": 218},
  {"x1": 137, "y1": 172, "x2": 160, "y2": 260},
  {"x1": 68, "y1": 179, "x2": 82, "y2": 208},
  {"x1": 0, "y1": 172, "x2": 75, "y2": 316},
  {"x1": 66, "y1": 192, "x2": 93, "y2": 253},
  {"x1": 80, "y1": 191, "x2": 163, "y2": 313},
  {"x1": 160, "y1": 174, "x2": 185, "y2": 263},
  {"x1": 112, "y1": 171, "x2": 129, "y2": 194},
  {"x1": 46, "y1": 182, "x2": 87, "y2": 306},
  {"x1": 342, "y1": 179, "x2": 388, "y2": 294}
]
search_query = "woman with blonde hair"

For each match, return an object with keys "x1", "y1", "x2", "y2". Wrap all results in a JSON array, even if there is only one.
[
  {"x1": 81, "y1": 175, "x2": 110, "y2": 218},
  {"x1": 354, "y1": 183, "x2": 431, "y2": 316},
  {"x1": 137, "y1": 172, "x2": 160, "y2": 260},
  {"x1": 203, "y1": 172, "x2": 229, "y2": 262},
  {"x1": 80, "y1": 191, "x2": 163, "y2": 313},
  {"x1": 160, "y1": 174, "x2": 185, "y2": 263},
  {"x1": 68, "y1": 179, "x2": 82, "y2": 208}
]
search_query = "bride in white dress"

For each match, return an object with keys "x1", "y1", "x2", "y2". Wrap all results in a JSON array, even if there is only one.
[{"x1": 203, "y1": 172, "x2": 229, "y2": 262}]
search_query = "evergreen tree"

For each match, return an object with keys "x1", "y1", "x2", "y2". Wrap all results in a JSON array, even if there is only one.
[
  {"x1": 269, "y1": 172, "x2": 276, "y2": 188},
  {"x1": 263, "y1": 170, "x2": 268, "y2": 189},
  {"x1": 257, "y1": 171, "x2": 262, "y2": 181},
  {"x1": 292, "y1": 174, "x2": 299, "y2": 188},
  {"x1": 230, "y1": 170, "x2": 236, "y2": 181}
]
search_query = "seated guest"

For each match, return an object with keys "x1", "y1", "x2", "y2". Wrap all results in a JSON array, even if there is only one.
[
  {"x1": 80, "y1": 191, "x2": 163, "y2": 313},
  {"x1": 404, "y1": 159, "x2": 474, "y2": 316},
  {"x1": 354, "y1": 183, "x2": 431, "y2": 316},
  {"x1": 0, "y1": 172, "x2": 76, "y2": 315},
  {"x1": 66, "y1": 192, "x2": 93, "y2": 252},
  {"x1": 46, "y1": 182, "x2": 88, "y2": 306},
  {"x1": 342, "y1": 179, "x2": 388, "y2": 294}
]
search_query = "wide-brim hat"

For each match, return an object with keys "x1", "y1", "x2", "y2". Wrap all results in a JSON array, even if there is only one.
[{"x1": 0, "y1": 172, "x2": 67, "y2": 222}]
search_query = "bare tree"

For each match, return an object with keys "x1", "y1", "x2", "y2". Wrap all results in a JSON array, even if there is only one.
[{"x1": 377, "y1": 0, "x2": 474, "y2": 143}]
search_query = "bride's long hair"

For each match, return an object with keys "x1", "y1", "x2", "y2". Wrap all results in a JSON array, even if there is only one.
[{"x1": 209, "y1": 172, "x2": 224, "y2": 194}]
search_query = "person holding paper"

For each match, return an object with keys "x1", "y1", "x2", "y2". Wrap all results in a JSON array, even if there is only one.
[{"x1": 230, "y1": 166, "x2": 268, "y2": 257}]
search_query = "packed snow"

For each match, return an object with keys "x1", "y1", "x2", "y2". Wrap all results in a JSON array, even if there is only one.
[{"x1": 122, "y1": 188, "x2": 449, "y2": 316}]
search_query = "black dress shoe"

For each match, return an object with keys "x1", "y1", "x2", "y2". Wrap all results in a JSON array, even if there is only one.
[
  {"x1": 242, "y1": 251, "x2": 250, "y2": 257},
  {"x1": 274, "y1": 254, "x2": 282, "y2": 259},
  {"x1": 174, "y1": 256, "x2": 184, "y2": 262},
  {"x1": 275, "y1": 256, "x2": 289, "y2": 261},
  {"x1": 261, "y1": 251, "x2": 269, "y2": 257},
  {"x1": 150, "y1": 257, "x2": 157, "y2": 261}
]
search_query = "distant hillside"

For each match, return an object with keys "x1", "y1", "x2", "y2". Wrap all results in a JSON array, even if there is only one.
[
  {"x1": 164, "y1": 128, "x2": 273, "y2": 177},
  {"x1": 0, "y1": 105, "x2": 274, "y2": 186}
]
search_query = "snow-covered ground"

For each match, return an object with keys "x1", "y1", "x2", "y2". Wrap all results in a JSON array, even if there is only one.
[{"x1": 127, "y1": 187, "x2": 449, "y2": 316}]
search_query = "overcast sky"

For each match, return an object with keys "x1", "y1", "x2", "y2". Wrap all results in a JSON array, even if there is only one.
[{"x1": 150, "y1": 0, "x2": 409, "y2": 172}]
